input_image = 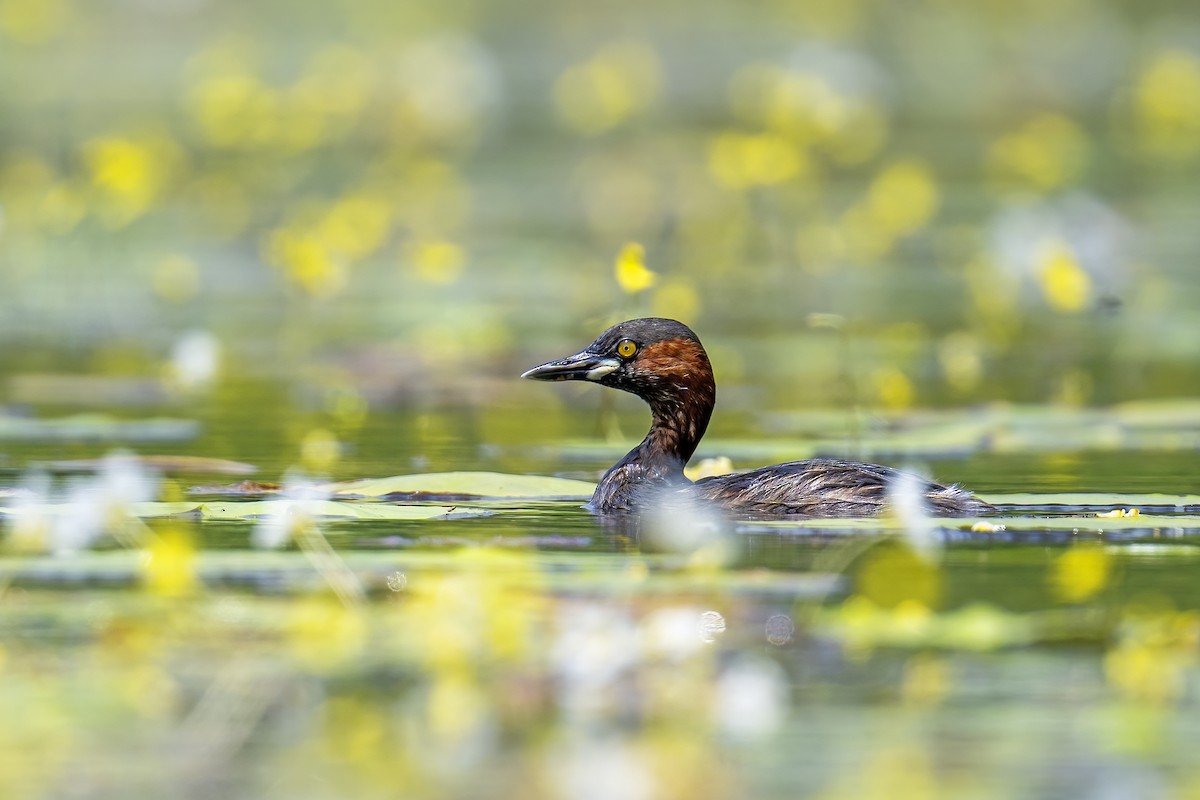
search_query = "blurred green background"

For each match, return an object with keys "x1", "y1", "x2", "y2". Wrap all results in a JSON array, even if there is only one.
[
  {"x1": 6, "y1": 1, "x2": 1200, "y2": 799},
  {"x1": 5, "y1": 0, "x2": 1200, "y2": 454}
]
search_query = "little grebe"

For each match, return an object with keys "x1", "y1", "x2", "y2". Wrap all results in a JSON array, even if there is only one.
[{"x1": 523, "y1": 318, "x2": 990, "y2": 517}]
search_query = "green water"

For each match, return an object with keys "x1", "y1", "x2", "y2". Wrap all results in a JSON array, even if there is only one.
[
  {"x1": 4, "y1": 391, "x2": 1200, "y2": 799},
  {"x1": 5, "y1": 0, "x2": 1200, "y2": 796}
]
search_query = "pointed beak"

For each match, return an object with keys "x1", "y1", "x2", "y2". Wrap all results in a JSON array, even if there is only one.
[{"x1": 521, "y1": 350, "x2": 621, "y2": 382}]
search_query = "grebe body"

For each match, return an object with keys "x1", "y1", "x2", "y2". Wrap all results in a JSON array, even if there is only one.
[{"x1": 523, "y1": 318, "x2": 988, "y2": 517}]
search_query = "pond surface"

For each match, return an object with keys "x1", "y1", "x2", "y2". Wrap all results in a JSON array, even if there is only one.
[
  {"x1": 5, "y1": 0, "x2": 1200, "y2": 795},
  {"x1": 4, "y1": 391, "x2": 1200, "y2": 800}
]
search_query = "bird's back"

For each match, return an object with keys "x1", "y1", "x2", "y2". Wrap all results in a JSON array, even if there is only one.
[{"x1": 693, "y1": 457, "x2": 991, "y2": 517}]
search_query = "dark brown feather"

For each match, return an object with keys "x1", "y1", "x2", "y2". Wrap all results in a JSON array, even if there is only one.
[
  {"x1": 528, "y1": 318, "x2": 990, "y2": 518},
  {"x1": 694, "y1": 458, "x2": 990, "y2": 517}
]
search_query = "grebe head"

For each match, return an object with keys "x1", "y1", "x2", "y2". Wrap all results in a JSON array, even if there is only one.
[{"x1": 521, "y1": 318, "x2": 713, "y2": 408}]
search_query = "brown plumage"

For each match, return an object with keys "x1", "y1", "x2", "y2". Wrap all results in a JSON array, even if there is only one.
[{"x1": 523, "y1": 318, "x2": 990, "y2": 518}]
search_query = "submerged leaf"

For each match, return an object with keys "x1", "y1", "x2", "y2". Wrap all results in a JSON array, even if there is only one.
[
  {"x1": 331, "y1": 471, "x2": 596, "y2": 500},
  {"x1": 198, "y1": 500, "x2": 487, "y2": 521},
  {"x1": 739, "y1": 513, "x2": 1200, "y2": 537},
  {"x1": 39, "y1": 455, "x2": 257, "y2": 476},
  {"x1": 0, "y1": 414, "x2": 200, "y2": 442},
  {"x1": 983, "y1": 493, "x2": 1200, "y2": 510},
  {"x1": 189, "y1": 479, "x2": 282, "y2": 496},
  {"x1": 0, "y1": 501, "x2": 489, "y2": 521}
]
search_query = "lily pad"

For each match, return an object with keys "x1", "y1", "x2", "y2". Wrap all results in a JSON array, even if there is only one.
[
  {"x1": 742, "y1": 513, "x2": 1200, "y2": 538},
  {"x1": 543, "y1": 428, "x2": 985, "y2": 463},
  {"x1": 331, "y1": 471, "x2": 596, "y2": 500},
  {"x1": 189, "y1": 480, "x2": 281, "y2": 497},
  {"x1": 965, "y1": 514, "x2": 1200, "y2": 532},
  {"x1": 982, "y1": 493, "x2": 1200, "y2": 511},
  {"x1": 190, "y1": 501, "x2": 489, "y2": 520},
  {"x1": 757, "y1": 402, "x2": 1200, "y2": 456}
]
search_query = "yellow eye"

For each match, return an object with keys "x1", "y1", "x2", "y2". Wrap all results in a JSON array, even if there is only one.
[{"x1": 616, "y1": 339, "x2": 638, "y2": 358}]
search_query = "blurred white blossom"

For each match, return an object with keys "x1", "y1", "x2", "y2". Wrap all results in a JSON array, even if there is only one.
[
  {"x1": 641, "y1": 606, "x2": 709, "y2": 660},
  {"x1": 168, "y1": 329, "x2": 221, "y2": 391},
  {"x1": 698, "y1": 609, "x2": 727, "y2": 643},
  {"x1": 550, "y1": 739, "x2": 655, "y2": 800},
  {"x1": 52, "y1": 451, "x2": 157, "y2": 554},
  {"x1": 552, "y1": 605, "x2": 641, "y2": 722},
  {"x1": 640, "y1": 485, "x2": 731, "y2": 560},
  {"x1": 887, "y1": 467, "x2": 940, "y2": 562},
  {"x1": 251, "y1": 469, "x2": 328, "y2": 549},
  {"x1": 988, "y1": 193, "x2": 1133, "y2": 302},
  {"x1": 713, "y1": 656, "x2": 790, "y2": 740}
]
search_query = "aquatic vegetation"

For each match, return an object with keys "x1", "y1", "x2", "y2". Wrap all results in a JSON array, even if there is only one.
[{"x1": 4, "y1": 0, "x2": 1200, "y2": 796}]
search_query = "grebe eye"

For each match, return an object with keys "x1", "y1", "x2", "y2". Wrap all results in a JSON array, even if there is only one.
[{"x1": 616, "y1": 339, "x2": 638, "y2": 358}]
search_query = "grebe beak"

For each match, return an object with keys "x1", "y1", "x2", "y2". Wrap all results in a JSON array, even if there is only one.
[{"x1": 521, "y1": 350, "x2": 620, "y2": 382}]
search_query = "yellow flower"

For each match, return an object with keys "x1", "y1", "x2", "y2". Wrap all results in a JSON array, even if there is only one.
[
  {"x1": 142, "y1": 526, "x2": 198, "y2": 597},
  {"x1": 873, "y1": 367, "x2": 915, "y2": 410},
  {"x1": 0, "y1": 0, "x2": 70, "y2": 43},
  {"x1": 708, "y1": 132, "x2": 807, "y2": 190},
  {"x1": 614, "y1": 242, "x2": 657, "y2": 294},
  {"x1": 318, "y1": 194, "x2": 393, "y2": 261},
  {"x1": 301, "y1": 428, "x2": 340, "y2": 472},
  {"x1": 1133, "y1": 50, "x2": 1200, "y2": 160},
  {"x1": 866, "y1": 159, "x2": 939, "y2": 236},
  {"x1": 1051, "y1": 545, "x2": 1111, "y2": 603},
  {"x1": 1106, "y1": 640, "x2": 1190, "y2": 704},
  {"x1": 1036, "y1": 239, "x2": 1092, "y2": 312},
  {"x1": 856, "y1": 546, "x2": 941, "y2": 608},
  {"x1": 553, "y1": 40, "x2": 662, "y2": 135},
  {"x1": 82, "y1": 132, "x2": 185, "y2": 226},
  {"x1": 287, "y1": 596, "x2": 368, "y2": 671},
  {"x1": 987, "y1": 114, "x2": 1089, "y2": 191},
  {"x1": 409, "y1": 239, "x2": 466, "y2": 285},
  {"x1": 263, "y1": 227, "x2": 347, "y2": 298},
  {"x1": 684, "y1": 456, "x2": 734, "y2": 481}
]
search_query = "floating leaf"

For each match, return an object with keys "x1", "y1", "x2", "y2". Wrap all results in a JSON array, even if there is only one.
[
  {"x1": 757, "y1": 402, "x2": 1200, "y2": 455},
  {"x1": 192, "y1": 501, "x2": 488, "y2": 520},
  {"x1": 982, "y1": 493, "x2": 1200, "y2": 511},
  {"x1": 331, "y1": 471, "x2": 596, "y2": 500},
  {"x1": 739, "y1": 513, "x2": 1200, "y2": 538},
  {"x1": 38, "y1": 455, "x2": 256, "y2": 475},
  {"x1": 544, "y1": 429, "x2": 983, "y2": 463},
  {"x1": 190, "y1": 480, "x2": 281, "y2": 496},
  {"x1": 0, "y1": 501, "x2": 489, "y2": 521}
]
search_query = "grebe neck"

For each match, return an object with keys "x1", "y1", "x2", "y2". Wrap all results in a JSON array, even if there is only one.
[
  {"x1": 640, "y1": 383, "x2": 715, "y2": 468},
  {"x1": 589, "y1": 374, "x2": 716, "y2": 512}
]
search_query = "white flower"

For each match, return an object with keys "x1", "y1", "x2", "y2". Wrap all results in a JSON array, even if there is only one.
[
  {"x1": 887, "y1": 467, "x2": 940, "y2": 562},
  {"x1": 641, "y1": 606, "x2": 709, "y2": 660},
  {"x1": 640, "y1": 484, "x2": 730, "y2": 559},
  {"x1": 550, "y1": 739, "x2": 654, "y2": 800},
  {"x1": 713, "y1": 656, "x2": 790, "y2": 741},
  {"x1": 552, "y1": 605, "x2": 641, "y2": 722},
  {"x1": 51, "y1": 451, "x2": 157, "y2": 554},
  {"x1": 168, "y1": 329, "x2": 220, "y2": 391},
  {"x1": 251, "y1": 469, "x2": 328, "y2": 549}
]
